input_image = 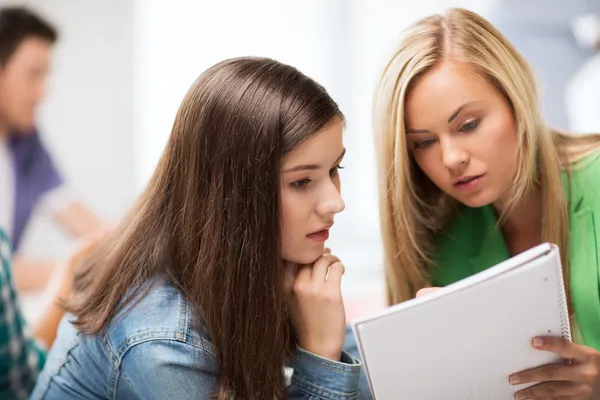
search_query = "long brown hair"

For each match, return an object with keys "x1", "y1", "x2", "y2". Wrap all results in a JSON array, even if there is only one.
[
  {"x1": 66, "y1": 57, "x2": 343, "y2": 399},
  {"x1": 374, "y1": 8, "x2": 600, "y2": 304}
]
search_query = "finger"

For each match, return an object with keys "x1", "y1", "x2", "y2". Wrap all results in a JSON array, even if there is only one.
[
  {"x1": 325, "y1": 261, "x2": 345, "y2": 288},
  {"x1": 531, "y1": 337, "x2": 593, "y2": 361},
  {"x1": 416, "y1": 287, "x2": 442, "y2": 297},
  {"x1": 510, "y1": 363, "x2": 584, "y2": 385},
  {"x1": 513, "y1": 382, "x2": 583, "y2": 399},
  {"x1": 311, "y1": 254, "x2": 340, "y2": 283}
]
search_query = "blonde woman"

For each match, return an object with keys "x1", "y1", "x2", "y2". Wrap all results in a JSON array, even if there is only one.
[{"x1": 373, "y1": 8, "x2": 600, "y2": 399}]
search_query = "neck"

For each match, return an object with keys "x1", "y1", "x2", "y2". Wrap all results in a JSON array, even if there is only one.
[{"x1": 493, "y1": 188, "x2": 543, "y2": 255}]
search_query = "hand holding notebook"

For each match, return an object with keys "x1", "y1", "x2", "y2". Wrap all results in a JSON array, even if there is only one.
[
  {"x1": 352, "y1": 243, "x2": 581, "y2": 399},
  {"x1": 507, "y1": 335, "x2": 600, "y2": 399},
  {"x1": 413, "y1": 286, "x2": 600, "y2": 398}
]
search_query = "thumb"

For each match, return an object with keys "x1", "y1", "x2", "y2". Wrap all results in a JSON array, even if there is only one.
[
  {"x1": 416, "y1": 287, "x2": 442, "y2": 298},
  {"x1": 325, "y1": 261, "x2": 345, "y2": 287}
]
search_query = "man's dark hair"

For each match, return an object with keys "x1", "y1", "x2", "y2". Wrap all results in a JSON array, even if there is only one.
[{"x1": 0, "y1": 6, "x2": 57, "y2": 67}]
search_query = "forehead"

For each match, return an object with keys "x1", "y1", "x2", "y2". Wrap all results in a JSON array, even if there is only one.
[
  {"x1": 404, "y1": 61, "x2": 496, "y2": 124},
  {"x1": 281, "y1": 119, "x2": 343, "y2": 166},
  {"x1": 4, "y1": 37, "x2": 52, "y2": 69}
]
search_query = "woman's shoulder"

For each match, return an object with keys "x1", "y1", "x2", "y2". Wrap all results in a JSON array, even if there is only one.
[
  {"x1": 105, "y1": 278, "x2": 216, "y2": 362},
  {"x1": 33, "y1": 282, "x2": 219, "y2": 400},
  {"x1": 567, "y1": 149, "x2": 600, "y2": 207}
]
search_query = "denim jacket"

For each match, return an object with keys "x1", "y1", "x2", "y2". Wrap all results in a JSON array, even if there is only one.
[{"x1": 31, "y1": 279, "x2": 373, "y2": 399}]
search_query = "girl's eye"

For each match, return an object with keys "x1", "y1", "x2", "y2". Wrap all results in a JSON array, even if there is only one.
[
  {"x1": 330, "y1": 164, "x2": 344, "y2": 177},
  {"x1": 292, "y1": 178, "x2": 312, "y2": 191}
]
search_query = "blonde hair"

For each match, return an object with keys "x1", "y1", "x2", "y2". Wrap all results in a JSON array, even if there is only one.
[{"x1": 374, "y1": 8, "x2": 600, "y2": 305}]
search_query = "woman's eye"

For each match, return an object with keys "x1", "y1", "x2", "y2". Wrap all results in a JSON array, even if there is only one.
[
  {"x1": 292, "y1": 178, "x2": 311, "y2": 191},
  {"x1": 413, "y1": 139, "x2": 436, "y2": 150},
  {"x1": 459, "y1": 119, "x2": 480, "y2": 132}
]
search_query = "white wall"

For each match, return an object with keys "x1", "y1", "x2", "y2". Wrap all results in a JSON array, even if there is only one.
[{"x1": 133, "y1": 0, "x2": 347, "y2": 187}]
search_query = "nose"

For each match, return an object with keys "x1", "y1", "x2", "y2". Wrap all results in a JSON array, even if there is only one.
[
  {"x1": 440, "y1": 136, "x2": 469, "y2": 174},
  {"x1": 316, "y1": 180, "x2": 345, "y2": 217}
]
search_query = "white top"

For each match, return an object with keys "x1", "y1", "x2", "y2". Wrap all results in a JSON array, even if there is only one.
[{"x1": 0, "y1": 137, "x2": 15, "y2": 239}]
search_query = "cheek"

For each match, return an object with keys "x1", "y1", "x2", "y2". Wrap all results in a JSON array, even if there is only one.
[
  {"x1": 0, "y1": 80, "x2": 27, "y2": 113},
  {"x1": 279, "y1": 190, "x2": 305, "y2": 244},
  {"x1": 279, "y1": 189, "x2": 323, "y2": 264},
  {"x1": 482, "y1": 117, "x2": 519, "y2": 170},
  {"x1": 332, "y1": 174, "x2": 341, "y2": 193},
  {"x1": 279, "y1": 191, "x2": 293, "y2": 238},
  {"x1": 5, "y1": 75, "x2": 33, "y2": 102},
  {"x1": 411, "y1": 151, "x2": 444, "y2": 186}
]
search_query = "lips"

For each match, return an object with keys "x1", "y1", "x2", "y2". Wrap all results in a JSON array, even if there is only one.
[
  {"x1": 306, "y1": 229, "x2": 330, "y2": 242},
  {"x1": 454, "y1": 175, "x2": 482, "y2": 186},
  {"x1": 453, "y1": 174, "x2": 485, "y2": 191}
]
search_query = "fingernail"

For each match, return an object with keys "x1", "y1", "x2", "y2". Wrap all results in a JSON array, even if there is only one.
[
  {"x1": 515, "y1": 393, "x2": 528, "y2": 400},
  {"x1": 532, "y1": 338, "x2": 544, "y2": 347},
  {"x1": 509, "y1": 375, "x2": 520, "y2": 384}
]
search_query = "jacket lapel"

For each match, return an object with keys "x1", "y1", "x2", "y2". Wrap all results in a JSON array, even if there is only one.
[{"x1": 569, "y1": 198, "x2": 600, "y2": 350}]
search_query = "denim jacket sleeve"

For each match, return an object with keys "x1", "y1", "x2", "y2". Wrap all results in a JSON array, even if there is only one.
[
  {"x1": 285, "y1": 347, "x2": 363, "y2": 399},
  {"x1": 120, "y1": 338, "x2": 365, "y2": 399},
  {"x1": 340, "y1": 326, "x2": 374, "y2": 400}
]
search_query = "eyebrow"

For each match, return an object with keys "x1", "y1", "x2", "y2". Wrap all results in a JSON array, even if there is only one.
[
  {"x1": 405, "y1": 101, "x2": 481, "y2": 134},
  {"x1": 282, "y1": 148, "x2": 346, "y2": 173},
  {"x1": 405, "y1": 128, "x2": 431, "y2": 134}
]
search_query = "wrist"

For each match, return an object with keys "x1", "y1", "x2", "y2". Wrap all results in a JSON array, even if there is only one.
[
  {"x1": 299, "y1": 342, "x2": 342, "y2": 361},
  {"x1": 319, "y1": 351, "x2": 342, "y2": 362}
]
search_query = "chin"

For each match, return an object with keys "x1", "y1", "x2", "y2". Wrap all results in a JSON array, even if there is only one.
[
  {"x1": 12, "y1": 121, "x2": 35, "y2": 135},
  {"x1": 459, "y1": 198, "x2": 491, "y2": 208},
  {"x1": 455, "y1": 192, "x2": 498, "y2": 209},
  {"x1": 284, "y1": 245, "x2": 324, "y2": 265}
]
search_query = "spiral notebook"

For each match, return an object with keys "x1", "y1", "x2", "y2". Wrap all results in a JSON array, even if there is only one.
[{"x1": 352, "y1": 243, "x2": 571, "y2": 399}]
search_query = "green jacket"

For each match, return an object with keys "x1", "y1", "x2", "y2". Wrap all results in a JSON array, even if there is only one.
[{"x1": 430, "y1": 152, "x2": 600, "y2": 351}]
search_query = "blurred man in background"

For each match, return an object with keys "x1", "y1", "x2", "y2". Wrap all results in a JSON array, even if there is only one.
[{"x1": 0, "y1": 6, "x2": 104, "y2": 292}]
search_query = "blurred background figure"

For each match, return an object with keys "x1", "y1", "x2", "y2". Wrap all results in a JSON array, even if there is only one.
[
  {"x1": 0, "y1": 6, "x2": 105, "y2": 292},
  {"x1": 489, "y1": 0, "x2": 600, "y2": 132}
]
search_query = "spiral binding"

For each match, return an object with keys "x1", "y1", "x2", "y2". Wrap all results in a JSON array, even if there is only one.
[{"x1": 555, "y1": 261, "x2": 572, "y2": 341}]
